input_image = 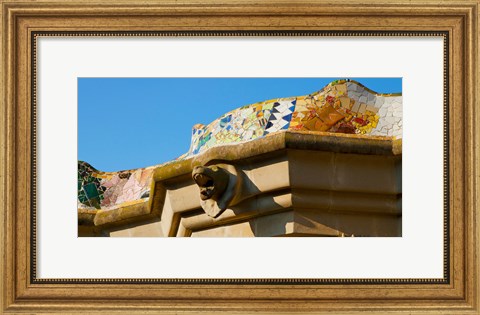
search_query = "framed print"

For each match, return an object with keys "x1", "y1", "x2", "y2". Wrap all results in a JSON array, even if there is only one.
[
  {"x1": 1, "y1": 0, "x2": 479, "y2": 314},
  {"x1": 76, "y1": 76, "x2": 404, "y2": 238}
]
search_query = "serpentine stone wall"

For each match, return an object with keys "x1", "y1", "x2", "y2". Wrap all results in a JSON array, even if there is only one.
[
  {"x1": 187, "y1": 79, "x2": 402, "y2": 157},
  {"x1": 78, "y1": 79, "x2": 402, "y2": 216}
]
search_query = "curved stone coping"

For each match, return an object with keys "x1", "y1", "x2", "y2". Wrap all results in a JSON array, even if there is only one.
[
  {"x1": 78, "y1": 130, "x2": 401, "y2": 228},
  {"x1": 78, "y1": 199, "x2": 151, "y2": 227},
  {"x1": 157, "y1": 130, "x2": 401, "y2": 181}
]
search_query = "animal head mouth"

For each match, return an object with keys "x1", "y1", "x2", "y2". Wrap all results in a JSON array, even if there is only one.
[
  {"x1": 192, "y1": 165, "x2": 229, "y2": 201},
  {"x1": 192, "y1": 164, "x2": 236, "y2": 218},
  {"x1": 192, "y1": 172, "x2": 216, "y2": 200}
]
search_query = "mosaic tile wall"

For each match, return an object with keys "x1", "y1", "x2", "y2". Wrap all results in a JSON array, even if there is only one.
[
  {"x1": 78, "y1": 79, "x2": 401, "y2": 209},
  {"x1": 187, "y1": 79, "x2": 402, "y2": 157},
  {"x1": 78, "y1": 161, "x2": 153, "y2": 209}
]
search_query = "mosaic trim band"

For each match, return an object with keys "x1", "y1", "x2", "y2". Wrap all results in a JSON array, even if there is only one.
[{"x1": 31, "y1": 31, "x2": 449, "y2": 285}]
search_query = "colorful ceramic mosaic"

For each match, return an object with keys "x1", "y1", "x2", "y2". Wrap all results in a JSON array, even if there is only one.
[
  {"x1": 78, "y1": 79, "x2": 402, "y2": 209},
  {"x1": 187, "y1": 79, "x2": 402, "y2": 157},
  {"x1": 78, "y1": 161, "x2": 153, "y2": 209}
]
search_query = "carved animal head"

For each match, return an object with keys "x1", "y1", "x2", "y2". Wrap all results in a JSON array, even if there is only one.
[
  {"x1": 192, "y1": 165, "x2": 229, "y2": 201},
  {"x1": 192, "y1": 164, "x2": 238, "y2": 218}
]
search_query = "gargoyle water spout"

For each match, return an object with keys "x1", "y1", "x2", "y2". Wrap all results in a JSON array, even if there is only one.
[
  {"x1": 192, "y1": 165, "x2": 230, "y2": 201},
  {"x1": 192, "y1": 164, "x2": 239, "y2": 218}
]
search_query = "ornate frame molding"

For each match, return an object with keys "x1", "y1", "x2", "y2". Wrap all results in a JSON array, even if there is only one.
[{"x1": 1, "y1": 1, "x2": 478, "y2": 313}]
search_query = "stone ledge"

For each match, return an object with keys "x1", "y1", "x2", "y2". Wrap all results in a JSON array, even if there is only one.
[
  {"x1": 157, "y1": 130, "x2": 401, "y2": 180},
  {"x1": 79, "y1": 130, "x2": 402, "y2": 231}
]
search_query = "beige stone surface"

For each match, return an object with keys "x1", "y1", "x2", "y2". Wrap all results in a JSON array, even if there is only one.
[
  {"x1": 252, "y1": 211, "x2": 295, "y2": 237},
  {"x1": 292, "y1": 188, "x2": 401, "y2": 215},
  {"x1": 178, "y1": 191, "x2": 293, "y2": 236},
  {"x1": 292, "y1": 210, "x2": 401, "y2": 237},
  {"x1": 163, "y1": 181, "x2": 200, "y2": 212},
  {"x1": 288, "y1": 150, "x2": 401, "y2": 194},
  {"x1": 93, "y1": 199, "x2": 150, "y2": 226},
  {"x1": 243, "y1": 156, "x2": 290, "y2": 193},
  {"x1": 80, "y1": 134, "x2": 402, "y2": 237},
  {"x1": 109, "y1": 220, "x2": 164, "y2": 237},
  {"x1": 188, "y1": 205, "x2": 401, "y2": 237},
  {"x1": 159, "y1": 192, "x2": 178, "y2": 237},
  {"x1": 191, "y1": 222, "x2": 255, "y2": 237}
]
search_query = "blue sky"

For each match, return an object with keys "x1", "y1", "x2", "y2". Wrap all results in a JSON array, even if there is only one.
[{"x1": 78, "y1": 78, "x2": 401, "y2": 171}]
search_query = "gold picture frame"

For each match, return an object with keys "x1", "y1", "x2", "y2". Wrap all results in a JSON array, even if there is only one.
[{"x1": 1, "y1": 0, "x2": 479, "y2": 313}]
